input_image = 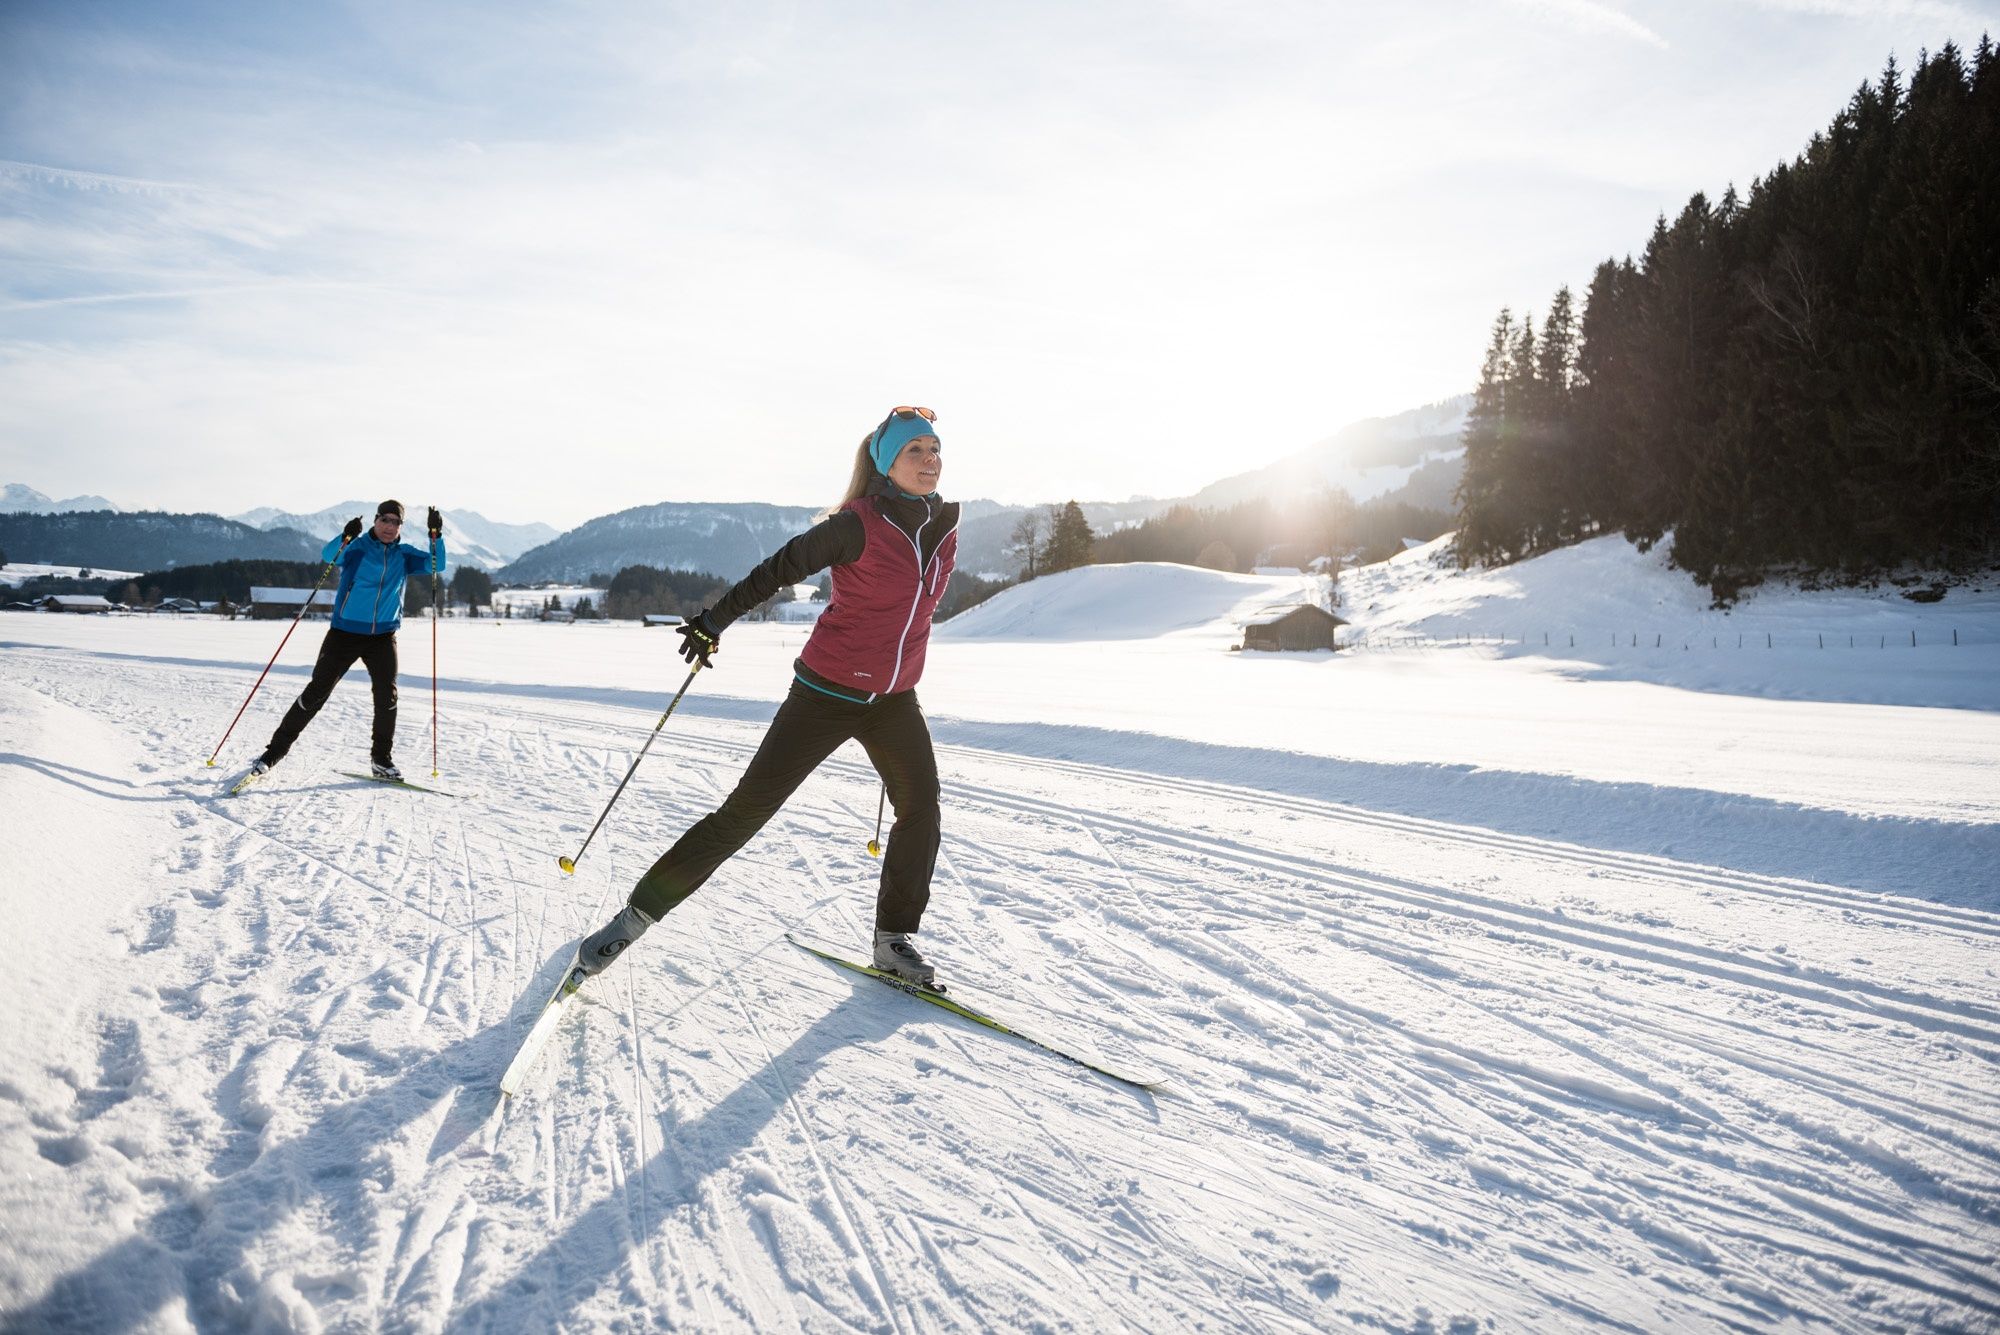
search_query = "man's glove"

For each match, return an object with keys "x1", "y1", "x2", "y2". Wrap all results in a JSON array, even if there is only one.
[
  {"x1": 342, "y1": 516, "x2": 363, "y2": 543},
  {"x1": 676, "y1": 611, "x2": 719, "y2": 668},
  {"x1": 427, "y1": 506, "x2": 444, "y2": 539}
]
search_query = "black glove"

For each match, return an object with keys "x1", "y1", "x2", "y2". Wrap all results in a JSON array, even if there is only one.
[
  {"x1": 426, "y1": 506, "x2": 444, "y2": 539},
  {"x1": 342, "y1": 516, "x2": 363, "y2": 543},
  {"x1": 676, "y1": 611, "x2": 719, "y2": 668}
]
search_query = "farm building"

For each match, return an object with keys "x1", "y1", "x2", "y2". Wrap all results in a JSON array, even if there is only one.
[
  {"x1": 1241, "y1": 605, "x2": 1346, "y2": 652},
  {"x1": 41, "y1": 595, "x2": 115, "y2": 614},
  {"x1": 248, "y1": 587, "x2": 335, "y2": 619}
]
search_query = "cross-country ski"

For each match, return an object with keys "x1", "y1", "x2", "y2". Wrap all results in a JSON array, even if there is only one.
[
  {"x1": 785, "y1": 932, "x2": 1170, "y2": 1091},
  {"x1": 498, "y1": 966, "x2": 587, "y2": 1097},
  {"x1": 337, "y1": 771, "x2": 460, "y2": 798}
]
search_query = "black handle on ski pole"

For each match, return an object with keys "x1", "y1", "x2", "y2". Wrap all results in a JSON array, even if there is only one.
[
  {"x1": 558, "y1": 662, "x2": 704, "y2": 875},
  {"x1": 205, "y1": 536, "x2": 350, "y2": 767}
]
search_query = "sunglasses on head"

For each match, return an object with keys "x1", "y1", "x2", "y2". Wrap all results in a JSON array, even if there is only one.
[{"x1": 873, "y1": 405, "x2": 938, "y2": 447}]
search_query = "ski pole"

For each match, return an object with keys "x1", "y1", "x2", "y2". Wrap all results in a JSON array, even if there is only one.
[
  {"x1": 429, "y1": 517, "x2": 441, "y2": 777},
  {"x1": 867, "y1": 784, "x2": 885, "y2": 857},
  {"x1": 204, "y1": 537, "x2": 350, "y2": 767},
  {"x1": 558, "y1": 663, "x2": 704, "y2": 875}
]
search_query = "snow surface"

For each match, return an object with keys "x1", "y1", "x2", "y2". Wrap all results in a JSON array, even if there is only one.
[
  {"x1": 0, "y1": 563, "x2": 142, "y2": 587},
  {"x1": 1, "y1": 539, "x2": 1997, "y2": 1331}
]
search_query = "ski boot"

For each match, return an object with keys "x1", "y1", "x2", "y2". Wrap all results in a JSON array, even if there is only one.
[
  {"x1": 566, "y1": 904, "x2": 655, "y2": 995},
  {"x1": 370, "y1": 760, "x2": 403, "y2": 782},
  {"x1": 873, "y1": 931, "x2": 939, "y2": 990}
]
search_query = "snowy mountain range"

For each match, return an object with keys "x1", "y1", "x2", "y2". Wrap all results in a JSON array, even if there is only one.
[
  {"x1": 1187, "y1": 394, "x2": 1470, "y2": 513},
  {"x1": 0, "y1": 510, "x2": 320, "y2": 571},
  {"x1": 2, "y1": 393, "x2": 1472, "y2": 582},
  {"x1": 230, "y1": 502, "x2": 558, "y2": 571},
  {"x1": 1, "y1": 483, "x2": 119, "y2": 514},
  {"x1": 498, "y1": 502, "x2": 825, "y2": 583}
]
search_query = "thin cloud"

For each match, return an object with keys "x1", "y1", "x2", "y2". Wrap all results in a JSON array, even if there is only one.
[
  {"x1": 1504, "y1": 0, "x2": 1670, "y2": 45},
  {"x1": 0, "y1": 159, "x2": 196, "y2": 194},
  {"x1": 0, "y1": 281, "x2": 369, "y2": 312},
  {"x1": 1747, "y1": 0, "x2": 1989, "y2": 24}
]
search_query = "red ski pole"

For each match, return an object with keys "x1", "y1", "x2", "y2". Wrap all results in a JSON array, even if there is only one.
[
  {"x1": 429, "y1": 514, "x2": 441, "y2": 777},
  {"x1": 205, "y1": 536, "x2": 350, "y2": 767}
]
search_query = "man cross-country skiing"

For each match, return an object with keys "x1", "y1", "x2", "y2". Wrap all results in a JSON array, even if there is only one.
[
  {"x1": 562, "y1": 406, "x2": 957, "y2": 991},
  {"x1": 245, "y1": 500, "x2": 447, "y2": 783}
]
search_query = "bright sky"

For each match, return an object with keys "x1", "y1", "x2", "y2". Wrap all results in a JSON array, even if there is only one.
[{"x1": 3, "y1": 0, "x2": 1994, "y2": 529}]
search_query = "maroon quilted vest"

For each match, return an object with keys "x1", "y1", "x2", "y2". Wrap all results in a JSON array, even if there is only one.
[{"x1": 800, "y1": 497, "x2": 958, "y2": 698}]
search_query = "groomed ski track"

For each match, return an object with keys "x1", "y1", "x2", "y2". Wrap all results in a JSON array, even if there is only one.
[{"x1": 2, "y1": 630, "x2": 1997, "y2": 1332}]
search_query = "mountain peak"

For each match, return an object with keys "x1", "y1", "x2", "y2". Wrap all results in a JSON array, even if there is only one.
[{"x1": 3, "y1": 484, "x2": 119, "y2": 514}]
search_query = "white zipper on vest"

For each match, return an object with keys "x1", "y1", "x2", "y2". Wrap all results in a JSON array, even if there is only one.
[
  {"x1": 884, "y1": 509, "x2": 958, "y2": 694},
  {"x1": 886, "y1": 510, "x2": 930, "y2": 694}
]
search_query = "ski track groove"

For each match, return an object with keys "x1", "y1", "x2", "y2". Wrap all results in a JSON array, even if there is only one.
[
  {"x1": 461, "y1": 687, "x2": 2000, "y2": 945},
  {"x1": 697, "y1": 914, "x2": 910, "y2": 1335}
]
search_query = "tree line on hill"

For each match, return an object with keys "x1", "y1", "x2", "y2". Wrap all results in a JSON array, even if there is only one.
[
  {"x1": 0, "y1": 510, "x2": 321, "y2": 570},
  {"x1": 1454, "y1": 41, "x2": 2000, "y2": 601}
]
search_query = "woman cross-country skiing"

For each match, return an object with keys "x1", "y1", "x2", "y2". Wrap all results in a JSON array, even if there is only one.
[
  {"x1": 247, "y1": 500, "x2": 447, "y2": 783},
  {"x1": 562, "y1": 406, "x2": 958, "y2": 992}
]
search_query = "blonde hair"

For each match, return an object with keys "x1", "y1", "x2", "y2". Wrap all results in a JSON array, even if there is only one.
[{"x1": 823, "y1": 436, "x2": 877, "y2": 519}]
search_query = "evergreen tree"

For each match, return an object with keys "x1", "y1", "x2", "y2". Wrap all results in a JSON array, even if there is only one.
[
  {"x1": 1454, "y1": 309, "x2": 1517, "y2": 564},
  {"x1": 1043, "y1": 501, "x2": 1096, "y2": 573},
  {"x1": 450, "y1": 567, "x2": 495, "y2": 614},
  {"x1": 1455, "y1": 39, "x2": 2000, "y2": 593}
]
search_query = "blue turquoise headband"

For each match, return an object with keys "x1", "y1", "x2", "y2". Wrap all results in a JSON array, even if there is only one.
[{"x1": 869, "y1": 412, "x2": 941, "y2": 476}]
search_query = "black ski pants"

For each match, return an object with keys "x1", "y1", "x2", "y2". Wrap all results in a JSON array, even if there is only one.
[
  {"x1": 262, "y1": 627, "x2": 399, "y2": 766},
  {"x1": 629, "y1": 681, "x2": 941, "y2": 933}
]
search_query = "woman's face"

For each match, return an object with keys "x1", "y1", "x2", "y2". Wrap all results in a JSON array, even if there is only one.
[
  {"x1": 373, "y1": 513, "x2": 404, "y2": 543},
  {"x1": 887, "y1": 435, "x2": 943, "y2": 496}
]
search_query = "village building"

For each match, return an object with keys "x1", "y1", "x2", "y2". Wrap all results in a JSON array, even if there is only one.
[
  {"x1": 248, "y1": 587, "x2": 336, "y2": 620},
  {"x1": 41, "y1": 594, "x2": 115, "y2": 614},
  {"x1": 1241, "y1": 605, "x2": 1346, "y2": 652}
]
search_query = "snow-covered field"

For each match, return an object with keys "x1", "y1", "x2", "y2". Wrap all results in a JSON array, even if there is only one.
[
  {"x1": 0, "y1": 563, "x2": 140, "y2": 587},
  {"x1": 1, "y1": 542, "x2": 1996, "y2": 1331}
]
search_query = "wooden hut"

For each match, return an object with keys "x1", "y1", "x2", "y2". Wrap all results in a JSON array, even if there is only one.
[{"x1": 1242, "y1": 605, "x2": 1345, "y2": 652}]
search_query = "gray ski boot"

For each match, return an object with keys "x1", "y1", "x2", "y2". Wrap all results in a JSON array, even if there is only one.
[
  {"x1": 873, "y1": 930, "x2": 939, "y2": 990},
  {"x1": 566, "y1": 904, "x2": 656, "y2": 994}
]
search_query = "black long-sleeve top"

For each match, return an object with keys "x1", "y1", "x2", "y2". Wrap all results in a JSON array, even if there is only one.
[{"x1": 706, "y1": 486, "x2": 953, "y2": 632}]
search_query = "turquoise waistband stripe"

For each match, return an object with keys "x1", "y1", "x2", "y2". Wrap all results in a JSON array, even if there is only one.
[{"x1": 794, "y1": 672, "x2": 875, "y2": 705}]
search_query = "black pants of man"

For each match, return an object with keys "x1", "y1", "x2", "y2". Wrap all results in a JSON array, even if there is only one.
[
  {"x1": 629, "y1": 681, "x2": 941, "y2": 932},
  {"x1": 262, "y1": 627, "x2": 399, "y2": 766}
]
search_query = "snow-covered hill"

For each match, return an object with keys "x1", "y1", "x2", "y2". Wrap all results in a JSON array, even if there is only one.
[
  {"x1": 1, "y1": 532, "x2": 1996, "y2": 1330},
  {"x1": 938, "y1": 562, "x2": 1326, "y2": 642},
  {"x1": 1337, "y1": 532, "x2": 2000, "y2": 709}
]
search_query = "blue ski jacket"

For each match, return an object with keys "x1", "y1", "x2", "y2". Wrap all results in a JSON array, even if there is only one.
[{"x1": 323, "y1": 529, "x2": 447, "y2": 635}]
